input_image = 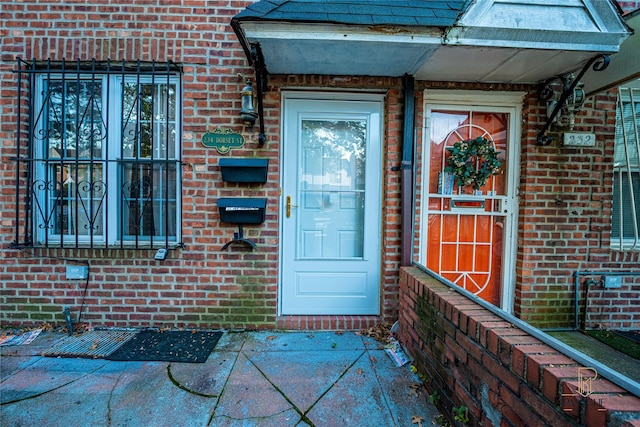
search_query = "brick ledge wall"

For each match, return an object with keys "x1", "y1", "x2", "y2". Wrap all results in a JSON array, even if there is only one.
[
  {"x1": 398, "y1": 267, "x2": 640, "y2": 427},
  {"x1": 276, "y1": 315, "x2": 380, "y2": 331}
]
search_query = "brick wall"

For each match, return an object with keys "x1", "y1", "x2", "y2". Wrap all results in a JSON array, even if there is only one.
[
  {"x1": 398, "y1": 267, "x2": 640, "y2": 427},
  {"x1": 515, "y1": 88, "x2": 640, "y2": 329},
  {"x1": 584, "y1": 274, "x2": 640, "y2": 330},
  {"x1": 0, "y1": 1, "x2": 406, "y2": 330},
  {"x1": 1, "y1": 1, "x2": 638, "y2": 332}
]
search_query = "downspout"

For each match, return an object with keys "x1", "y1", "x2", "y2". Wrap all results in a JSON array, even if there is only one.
[{"x1": 401, "y1": 74, "x2": 415, "y2": 266}]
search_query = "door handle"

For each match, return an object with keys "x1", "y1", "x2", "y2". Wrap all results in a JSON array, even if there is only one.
[{"x1": 286, "y1": 195, "x2": 298, "y2": 218}]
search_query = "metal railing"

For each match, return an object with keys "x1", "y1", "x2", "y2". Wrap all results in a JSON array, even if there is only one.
[
  {"x1": 613, "y1": 85, "x2": 640, "y2": 251},
  {"x1": 10, "y1": 58, "x2": 183, "y2": 249}
]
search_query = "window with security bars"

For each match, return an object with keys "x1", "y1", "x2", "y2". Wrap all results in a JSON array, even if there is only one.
[
  {"x1": 612, "y1": 82, "x2": 640, "y2": 251},
  {"x1": 11, "y1": 59, "x2": 182, "y2": 249}
]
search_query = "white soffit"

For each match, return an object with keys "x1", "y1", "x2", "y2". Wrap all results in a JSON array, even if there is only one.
[
  {"x1": 413, "y1": 46, "x2": 596, "y2": 83},
  {"x1": 240, "y1": 21, "x2": 442, "y2": 76}
]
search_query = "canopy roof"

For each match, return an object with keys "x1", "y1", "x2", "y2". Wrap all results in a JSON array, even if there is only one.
[{"x1": 231, "y1": 0, "x2": 632, "y2": 84}]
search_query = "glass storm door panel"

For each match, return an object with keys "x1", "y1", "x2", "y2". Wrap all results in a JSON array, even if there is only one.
[
  {"x1": 281, "y1": 96, "x2": 382, "y2": 315},
  {"x1": 423, "y1": 107, "x2": 516, "y2": 307}
]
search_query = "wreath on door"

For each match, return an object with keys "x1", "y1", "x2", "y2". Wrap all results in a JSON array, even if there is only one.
[{"x1": 445, "y1": 137, "x2": 502, "y2": 190}]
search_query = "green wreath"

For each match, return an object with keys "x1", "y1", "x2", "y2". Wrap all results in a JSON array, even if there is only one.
[{"x1": 445, "y1": 137, "x2": 502, "y2": 190}]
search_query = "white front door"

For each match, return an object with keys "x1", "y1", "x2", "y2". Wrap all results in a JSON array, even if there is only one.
[{"x1": 281, "y1": 93, "x2": 383, "y2": 315}]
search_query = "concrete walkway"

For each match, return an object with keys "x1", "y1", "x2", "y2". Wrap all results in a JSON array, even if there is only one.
[{"x1": 1, "y1": 330, "x2": 440, "y2": 426}]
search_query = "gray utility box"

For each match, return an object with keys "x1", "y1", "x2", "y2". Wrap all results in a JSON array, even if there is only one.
[
  {"x1": 217, "y1": 198, "x2": 267, "y2": 224},
  {"x1": 219, "y1": 158, "x2": 269, "y2": 183}
]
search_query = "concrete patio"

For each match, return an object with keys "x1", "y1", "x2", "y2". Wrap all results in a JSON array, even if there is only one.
[{"x1": 0, "y1": 330, "x2": 440, "y2": 427}]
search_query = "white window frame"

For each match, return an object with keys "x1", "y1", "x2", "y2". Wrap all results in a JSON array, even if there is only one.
[{"x1": 33, "y1": 72, "x2": 182, "y2": 248}]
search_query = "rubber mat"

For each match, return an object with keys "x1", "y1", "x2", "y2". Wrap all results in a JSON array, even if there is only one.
[
  {"x1": 107, "y1": 330, "x2": 223, "y2": 363},
  {"x1": 43, "y1": 330, "x2": 138, "y2": 359}
]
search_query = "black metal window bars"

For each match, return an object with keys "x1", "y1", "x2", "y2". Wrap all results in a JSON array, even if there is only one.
[
  {"x1": 10, "y1": 58, "x2": 183, "y2": 249},
  {"x1": 613, "y1": 84, "x2": 640, "y2": 251}
]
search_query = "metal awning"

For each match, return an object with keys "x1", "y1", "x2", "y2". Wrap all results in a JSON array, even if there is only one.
[{"x1": 231, "y1": 0, "x2": 632, "y2": 84}]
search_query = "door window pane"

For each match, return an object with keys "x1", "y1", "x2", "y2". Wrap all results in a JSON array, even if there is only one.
[{"x1": 299, "y1": 119, "x2": 366, "y2": 258}]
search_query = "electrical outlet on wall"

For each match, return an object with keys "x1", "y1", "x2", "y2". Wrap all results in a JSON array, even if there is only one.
[
  {"x1": 154, "y1": 248, "x2": 168, "y2": 260},
  {"x1": 604, "y1": 276, "x2": 622, "y2": 289},
  {"x1": 66, "y1": 266, "x2": 88, "y2": 280}
]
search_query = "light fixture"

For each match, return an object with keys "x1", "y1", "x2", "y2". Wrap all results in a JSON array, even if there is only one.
[
  {"x1": 544, "y1": 74, "x2": 585, "y2": 130},
  {"x1": 537, "y1": 54, "x2": 610, "y2": 146},
  {"x1": 240, "y1": 79, "x2": 258, "y2": 126}
]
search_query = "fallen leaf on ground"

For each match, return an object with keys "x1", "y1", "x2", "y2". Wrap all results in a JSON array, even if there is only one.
[
  {"x1": 411, "y1": 415, "x2": 423, "y2": 427},
  {"x1": 408, "y1": 383, "x2": 422, "y2": 397},
  {"x1": 356, "y1": 368, "x2": 363, "y2": 375},
  {"x1": 359, "y1": 323, "x2": 393, "y2": 344},
  {"x1": 267, "y1": 335, "x2": 276, "y2": 341},
  {"x1": 335, "y1": 330, "x2": 343, "y2": 335}
]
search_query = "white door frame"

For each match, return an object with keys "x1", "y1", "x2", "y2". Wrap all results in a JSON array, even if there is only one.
[{"x1": 279, "y1": 91, "x2": 385, "y2": 315}]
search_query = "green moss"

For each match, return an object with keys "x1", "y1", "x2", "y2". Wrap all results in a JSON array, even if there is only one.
[{"x1": 584, "y1": 330, "x2": 640, "y2": 360}]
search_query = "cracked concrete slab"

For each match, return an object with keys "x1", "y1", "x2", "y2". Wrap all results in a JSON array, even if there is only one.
[
  {"x1": 241, "y1": 331, "x2": 365, "y2": 352},
  {"x1": 246, "y1": 349, "x2": 364, "y2": 412},
  {"x1": 1, "y1": 357, "x2": 110, "y2": 404},
  {"x1": 368, "y1": 348, "x2": 440, "y2": 425},
  {"x1": 212, "y1": 352, "x2": 295, "y2": 424},
  {"x1": 1, "y1": 330, "x2": 441, "y2": 427},
  {"x1": 0, "y1": 359, "x2": 119, "y2": 426},
  {"x1": 107, "y1": 362, "x2": 216, "y2": 426},
  {"x1": 305, "y1": 350, "x2": 394, "y2": 426},
  {"x1": 169, "y1": 351, "x2": 238, "y2": 397},
  {"x1": 0, "y1": 355, "x2": 40, "y2": 382}
]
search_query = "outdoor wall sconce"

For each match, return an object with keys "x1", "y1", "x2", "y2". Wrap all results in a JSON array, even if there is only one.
[
  {"x1": 236, "y1": 43, "x2": 268, "y2": 147},
  {"x1": 537, "y1": 54, "x2": 610, "y2": 146},
  {"x1": 543, "y1": 74, "x2": 585, "y2": 130},
  {"x1": 240, "y1": 79, "x2": 258, "y2": 126}
]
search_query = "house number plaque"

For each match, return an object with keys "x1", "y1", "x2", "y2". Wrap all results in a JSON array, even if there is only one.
[
  {"x1": 563, "y1": 132, "x2": 595, "y2": 147},
  {"x1": 202, "y1": 128, "x2": 245, "y2": 154}
]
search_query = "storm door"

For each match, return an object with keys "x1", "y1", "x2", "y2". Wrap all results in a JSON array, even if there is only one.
[
  {"x1": 281, "y1": 94, "x2": 383, "y2": 315},
  {"x1": 420, "y1": 93, "x2": 520, "y2": 309}
]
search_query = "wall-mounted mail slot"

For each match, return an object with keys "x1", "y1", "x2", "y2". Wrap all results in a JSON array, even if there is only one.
[
  {"x1": 219, "y1": 158, "x2": 269, "y2": 183},
  {"x1": 217, "y1": 198, "x2": 267, "y2": 224},
  {"x1": 450, "y1": 197, "x2": 486, "y2": 213}
]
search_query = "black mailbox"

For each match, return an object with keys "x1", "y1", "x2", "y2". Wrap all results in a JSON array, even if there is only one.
[
  {"x1": 219, "y1": 158, "x2": 269, "y2": 183},
  {"x1": 217, "y1": 198, "x2": 267, "y2": 224}
]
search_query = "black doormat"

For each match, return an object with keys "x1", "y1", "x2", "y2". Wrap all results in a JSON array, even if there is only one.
[{"x1": 107, "y1": 330, "x2": 223, "y2": 363}]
